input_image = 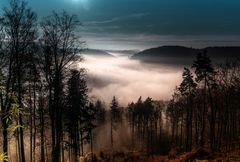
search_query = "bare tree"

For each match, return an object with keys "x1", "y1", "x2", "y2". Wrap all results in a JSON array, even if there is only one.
[
  {"x1": 40, "y1": 11, "x2": 83, "y2": 162},
  {"x1": 0, "y1": 1, "x2": 37, "y2": 162}
]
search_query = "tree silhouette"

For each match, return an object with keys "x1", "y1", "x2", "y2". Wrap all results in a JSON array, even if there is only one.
[
  {"x1": 179, "y1": 67, "x2": 196, "y2": 151},
  {"x1": 192, "y1": 51, "x2": 216, "y2": 149},
  {"x1": 40, "y1": 11, "x2": 82, "y2": 162},
  {"x1": 95, "y1": 100, "x2": 106, "y2": 125},
  {"x1": 0, "y1": 1, "x2": 37, "y2": 161},
  {"x1": 65, "y1": 69, "x2": 88, "y2": 162},
  {"x1": 110, "y1": 96, "x2": 120, "y2": 148}
]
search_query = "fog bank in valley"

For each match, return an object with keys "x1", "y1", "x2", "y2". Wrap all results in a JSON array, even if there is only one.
[{"x1": 78, "y1": 55, "x2": 183, "y2": 105}]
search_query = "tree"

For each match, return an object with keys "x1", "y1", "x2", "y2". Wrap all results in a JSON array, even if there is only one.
[
  {"x1": 0, "y1": 1, "x2": 37, "y2": 161},
  {"x1": 110, "y1": 96, "x2": 120, "y2": 148},
  {"x1": 0, "y1": 17, "x2": 4, "y2": 66},
  {"x1": 167, "y1": 91, "x2": 184, "y2": 147},
  {"x1": 127, "y1": 102, "x2": 136, "y2": 150},
  {"x1": 178, "y1": 67, "x2": 196, "y2": 151},
  {"x1": 40, "y1": 11, "x2": 82, "y2": 162},
  {"x1": 65, "y1": 69, "x2": 88, "y2": 162},
  {"x1": 192, "y1": 51, "x2": 216, "y2": 150},
  {"x1": 143, "y1": 97, "x2": 154, "y2": 154},
  {"x1": 84, "y1": 102, "x2": 97, "y2": 160},
  {"x1": 95, "y1": 100, "x2": 106, "y2": 125},
  {"x1": 38, "y1": 86, "x2": 46, "y2": 162}
]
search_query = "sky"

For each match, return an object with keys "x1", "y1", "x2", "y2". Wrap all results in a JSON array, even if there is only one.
[
  {"x1": 1, "y1": 0, "x2": 240, "y2": 50},
  {"x1": 1, "y1": 0, "x2": 239, "y2": 104}
]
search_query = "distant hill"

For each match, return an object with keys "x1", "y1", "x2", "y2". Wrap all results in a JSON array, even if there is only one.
[
  {"x1": 81, "y1": 49, "x2": 114, "y2": 57},
  {"x1": 204, "y1": 47, "x2": 240, "y2": 58},
  {"x1": 132, "y1": 46, "x2": 240, "y2": 65}
]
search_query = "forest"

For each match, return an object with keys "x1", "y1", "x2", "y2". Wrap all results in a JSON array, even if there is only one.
[{"x1": 0, "y1": 0, "x2": 240, "y2": 162}]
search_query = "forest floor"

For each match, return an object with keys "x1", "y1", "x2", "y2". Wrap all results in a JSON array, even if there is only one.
[{"x1": 88, "y1": 148, "x2": 240, "y2": 162}]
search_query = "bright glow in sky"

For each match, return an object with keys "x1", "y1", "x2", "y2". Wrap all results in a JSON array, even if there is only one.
[{"x1": 71, "y1": 0, "x2": 90, "y2": 10}]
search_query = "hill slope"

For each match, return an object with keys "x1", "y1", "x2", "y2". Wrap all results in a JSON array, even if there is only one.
[
  {"x1": 132, "y1": 46, "x2": 240, "y2": 65},
  {"x1": 81, "y1": 49, "x2": 114, "y2": 57}
]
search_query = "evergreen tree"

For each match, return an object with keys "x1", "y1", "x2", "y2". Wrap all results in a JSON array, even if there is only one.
[
  {"x1": 85, "y1": 102, "x2": 97, "y2": 157},
  {"x1": 179, "y1": 67, "x2": 197, "y2": 151},
  {"x1": 65, "y1": 69, "x2": 88, "y2": 162},
  {"x1": 110, "y1": 96, "x2": 120, "y2": 148},
  {"x1": 192, "y1": 51, "x2": 216, "y2": 150},
  {"x1": 95, "y1": 100, "x2": 106, "y2": 125}
]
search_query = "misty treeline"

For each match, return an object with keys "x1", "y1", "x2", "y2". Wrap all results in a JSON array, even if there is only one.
[
  {"x1": 166, "y1": 52, "x2": 240, "y2": 153},
  {"x1": 125, "y1": 53, "x2": 240, "y2": 156}
]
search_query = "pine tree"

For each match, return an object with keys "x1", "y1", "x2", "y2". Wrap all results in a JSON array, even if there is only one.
[
  {"x1": 179, "y1": 67, "x2": 197, "y2": 151},
  {"x1": 65, "y1": 69, "x2": 88, "y2": 162},
  {"x1": 192, "y1": 51, "x2": 216, "y2": 150},
  {"x1": 110, "y1": 96, "x2": 120, "y2": 148},
  {"x1": 95, "y1": 100, "x2": 106, "y2": 125}
]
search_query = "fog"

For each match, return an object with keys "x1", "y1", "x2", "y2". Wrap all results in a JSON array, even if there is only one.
[{"x1": 78, "y1": 55, "x2": 183, "y2": 105}]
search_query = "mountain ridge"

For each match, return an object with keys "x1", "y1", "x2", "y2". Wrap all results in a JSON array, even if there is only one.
[
  {"x1": 131, "y1": 46, "x2": 240, "y2": 64},
  {"x1": 81, "y1": 49, "x2": 114, "y2": 57}
]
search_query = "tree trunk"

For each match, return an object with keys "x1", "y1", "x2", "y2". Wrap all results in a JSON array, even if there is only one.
[
  {"x1": 111, "y1": 115, "x2": 113, "y2": 149},
  {"x1": 131, "y1": 116, "x2": 135, "y2": 151},
  {"x1": 200, "y1": 79, "x2": 207, "y2": 148},
  {"x1": 90, "y1": 131, "x2": 94, "y2": 162},
  {"x1": 2, "y1": 120, "x2": 8, "y2": 162},
  {"x1": 33, "y1": 81, "x2": 37, "y2": 162},
  {"x1": 80, "y1": 132, "x2": 84, "y2": 156},
  {"x1": 40, "y1": 97, "x2": 45, "y2": 162},
  {"x1": 29, "y1": 89, "x2": 33, "y2": 162},
  {"x1": 19, "y1": 114, "x2": 26, "y2": 162}
]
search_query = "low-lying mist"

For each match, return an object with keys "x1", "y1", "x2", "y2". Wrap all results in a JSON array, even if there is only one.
[{"x1": 78, "y1": 55, "x2": 183, "y2": 105}]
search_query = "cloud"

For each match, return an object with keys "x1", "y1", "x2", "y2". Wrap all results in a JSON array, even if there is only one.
[
  {"x1": 84, "y1": 12, "x2": 149, "y2": 25},
  {"x1": 77, "y1": 55, "x2": 183, "y2": 106}
]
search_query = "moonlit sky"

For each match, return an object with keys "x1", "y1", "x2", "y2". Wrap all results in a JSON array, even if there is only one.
[{"x1": 1, "y1": 0, "x2": 240, "y2": 50}]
